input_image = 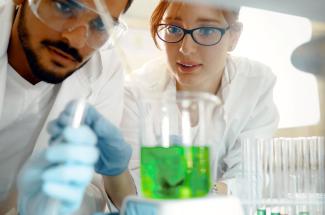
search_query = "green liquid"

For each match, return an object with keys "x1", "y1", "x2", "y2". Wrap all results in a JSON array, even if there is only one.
[
  {"x1": 141, "y1": 145, "x2": 211, "y2": 199},
  {"x1": 257, "y1": 208, "x2": 266, "y2": 215}
]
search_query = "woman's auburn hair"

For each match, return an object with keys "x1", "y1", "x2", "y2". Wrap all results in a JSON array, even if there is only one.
[{"x1": 150, "y1": 0, "x2": 240, "y2": 48}]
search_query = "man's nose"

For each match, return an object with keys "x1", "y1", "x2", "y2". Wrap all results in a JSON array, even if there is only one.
[
  {"x1": 61, "y1": 25, "x2": 89, "y2": 49},
  {"x1": 179, "y1": 34, "x2": 197, "y2": 55}
]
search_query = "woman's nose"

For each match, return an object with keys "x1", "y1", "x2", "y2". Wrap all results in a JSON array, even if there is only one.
[{"x1": 179, "y1": 34, "x2": 197, "y2": 55}]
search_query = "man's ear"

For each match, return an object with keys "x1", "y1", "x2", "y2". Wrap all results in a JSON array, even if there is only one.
[
  {"x1": 228, "y1": 22, "x2": 243, "y2": 52},
  {"x1": 13, "y1": 0, "x2": 24, "y2": 6}
]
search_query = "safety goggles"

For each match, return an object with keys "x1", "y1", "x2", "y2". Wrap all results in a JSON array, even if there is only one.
[{"x1": 28, "y1": 0, "x2": 127, "y2": 50}]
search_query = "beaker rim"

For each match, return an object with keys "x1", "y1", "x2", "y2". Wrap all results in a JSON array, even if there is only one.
[{"x1": 142, "y1": 91, "x2": 222, "y2": 105}]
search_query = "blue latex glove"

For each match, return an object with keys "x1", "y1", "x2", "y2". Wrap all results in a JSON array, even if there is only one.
[
  {"x1": 49, "y1": 101, "x2": 132, "y2": 176},
  {"x1": 18, "y1": 126, "x2": 99, "y2": 215},
  {"x1": 122, "y1": 201, "x2": 157, "y2": 215},
  {"x1": 92, "y1": 201, "x2": 157, "y2": 215}
]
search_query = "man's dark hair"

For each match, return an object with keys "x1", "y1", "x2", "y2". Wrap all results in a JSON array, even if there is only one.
[{"x1": 124, "y1": 0, "x2": 133, "y2": 12}]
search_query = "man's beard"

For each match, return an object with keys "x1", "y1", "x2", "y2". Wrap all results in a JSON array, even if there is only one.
[{"x1": 17, "y1": 3, "x2": 87, "y2": 84}]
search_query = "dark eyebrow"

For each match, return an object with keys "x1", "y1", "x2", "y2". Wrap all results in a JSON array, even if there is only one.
[
  {"x1": 164, "y1": 17, "x2": 181, "y2": 22},
  {"x1": 164, "y1": 17, "x2": 223, "y2": 24},
  {"x1": 92, "y1": 13, "x2": 119, "y2": 26},
  {"x1": 196, "y1": 18, "x2": 223, "y2": 24},
  {"x1": 66, "y1": 0, "x2": 85, "y2": 10},
  {"x1": 92, "y1": 15, "x2": 119, "y2": 27}
]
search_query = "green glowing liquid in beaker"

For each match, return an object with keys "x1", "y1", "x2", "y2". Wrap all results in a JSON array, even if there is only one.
[
  {"x1": 141, "y1": 145, "x2": 211, "y2": 199},
  {"x1": 257, "y1": 208, "x2": 266, "y2": 215}
]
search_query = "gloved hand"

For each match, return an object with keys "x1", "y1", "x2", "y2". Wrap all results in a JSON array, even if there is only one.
[
  {"x1": 18, "y1": 126, "x2": 99, "y2": 215},
  {"x1": 122, "y1": 200, "x2": 157, "y2": 215},
  {"x1": 92, "y1": 200, "x2": 157, "y2": 215},
  {"x1": 49, "y1": 101, "x2": 132, "y2": 176}
]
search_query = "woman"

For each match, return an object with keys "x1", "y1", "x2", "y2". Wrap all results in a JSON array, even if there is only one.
[{"x1": 122, "y1": 0, "x2": 279, "y2": 195}]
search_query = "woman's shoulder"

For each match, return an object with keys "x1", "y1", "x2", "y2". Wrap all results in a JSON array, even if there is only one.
[
  {"x1": 127, "y1": 57, "x2": 170, "y2": 88},
  {"x1": 228, "y1": 55, "x2": 276, "y2": 87},
  {"x1": 133, "y1": 57, "x2": 167, "y2": 76},
  {"x1": 228, "y1": 56, "x2": 273, "y2": 76}
]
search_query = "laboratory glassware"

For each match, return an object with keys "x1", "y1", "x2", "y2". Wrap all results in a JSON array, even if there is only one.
[{"x1": 139, "y1": 92, "x2": 221, "y2": 199}]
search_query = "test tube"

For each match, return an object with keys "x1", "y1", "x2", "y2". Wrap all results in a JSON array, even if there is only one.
[
  {"x1": 317, "y1": 137, "x2": 325, "y2": 192},
  {"x1": 281, "y1": 138, "x2": 289, "y2": 198},
  {"x1": 256, "y1": 207, "x2": 266, "y2": 215},
  {"x1": 317, "y1": 137, "x2": 325, "y2": 215},
  {"x1": 261, "y1": 139, "x2": 269, "y2": 199},
  {"x1": 270, "y1": 207, "x2": 281, "y2": 215},
  {"x1": 274, "y1": 138, "x2": 283, "y2": 199},
  {"x1": 70, "y1": 99, "x2": 87, "y2": 128},
  {"x1": 250, "y1": 138, "x2": 258, "y2": 203},
  {"x1": 309, "y1": 137, "x2": 318, "y2": 193},
  {"x1": 302, "y1": 138, "x2": 311, "y2": 194},
  {"x1": 279, "y1": 206, "x2": 290, "y2": 215},
  {"x1": 268, "y1": 139, "x2": 275, "y2": 199},
  {"x1": 297, "y1": 205, "x2": 309, "y2": 215},
  {"x1": 296, "y1": 138, "x2": 304, "y2": 194},
  {"x1": 240, "y1": 138, "x2": 258, "y2": 214},
  {"x1": 45, "y1": 99, "x2": 87, "y2": 215},
  {"x1": 241, "y1": 139, "x2": 251, "y2": 201},
  {"x1": 256, "y1": 139, "x2": 264, "y2": 201},
  {"x1": 288, "y1": 138, "x2": 297, "y2": 198}
]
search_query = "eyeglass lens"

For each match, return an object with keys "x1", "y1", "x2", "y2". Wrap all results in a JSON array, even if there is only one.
[{"x1": 157, "y1": 24, "x2": 225, "y2": 46}]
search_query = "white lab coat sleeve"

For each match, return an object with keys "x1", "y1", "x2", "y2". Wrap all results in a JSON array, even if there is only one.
[
  {"x1": 91, "y1": 55, "x2": 124, "y2": 126},
  {"x1": 220, "y1": 69, "x2": 279, "y2": 195},
  {"x1": 98, "y1": 84, "x2": 141, "y2": 213},
  {"x1": 238, "y1": 69, "x2": 279, "y2": 139}
]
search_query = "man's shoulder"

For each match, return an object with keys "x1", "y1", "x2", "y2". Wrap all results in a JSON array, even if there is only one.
[
  {"x1": 76, "y1": 50, "x2": 123, "y2": 83},
  {"x1": 0, "y1": 0, "x2": 14, "y2": 58}
]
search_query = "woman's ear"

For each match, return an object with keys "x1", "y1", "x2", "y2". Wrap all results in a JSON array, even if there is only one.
[{"x1": 228, "y1": 22, "x2": 243, "y2": 52}]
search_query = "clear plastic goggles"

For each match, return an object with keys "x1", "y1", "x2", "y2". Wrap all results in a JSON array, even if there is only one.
[{"x1": 28, "y1": 0, "x2": 127, "y2": 49}]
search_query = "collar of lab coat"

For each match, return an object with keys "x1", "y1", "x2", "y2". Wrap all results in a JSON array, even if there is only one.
[
  {"x1": 218, "y1": 56, "x2": 237, "y2": 101},
  {"x1": 217, "y1": 55, "x2": 238, "y2": 124},
  {"x1": 132, "y1": 56, "x2": 237, "y2": 102},
  {"x1": 32, "y1": 53, "x2": 103, "y2": 154},
  {"x1": 0, "y1": 0, "x2": 13, "y2": 58},
  {"x1": 0, "y1": 0, "x2": 14, "y2": 118}
]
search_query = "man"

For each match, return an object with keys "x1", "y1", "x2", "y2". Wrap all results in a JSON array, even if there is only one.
[{"x1": 0, "y1": 0, "x2": 136, "y2": 214}]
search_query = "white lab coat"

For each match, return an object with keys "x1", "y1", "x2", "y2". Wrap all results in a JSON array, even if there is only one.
[
  {"x1": 0, "y1": 1, "x2": 124, "y2": 214},
  {"x1": 122, "y1": 56, "x2": 279, "y2": 195}
]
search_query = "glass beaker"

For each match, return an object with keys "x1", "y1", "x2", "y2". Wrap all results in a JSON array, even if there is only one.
[{"x1": 139, "y1": 91, "x2": 221, "y2": 199}]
